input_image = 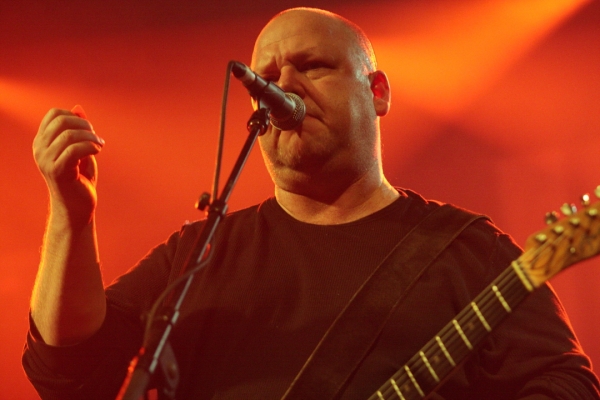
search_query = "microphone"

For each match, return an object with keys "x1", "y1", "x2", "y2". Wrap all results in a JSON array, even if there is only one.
[{"x1": 231, "y1": 61, "x2": 306, "y2": 131}]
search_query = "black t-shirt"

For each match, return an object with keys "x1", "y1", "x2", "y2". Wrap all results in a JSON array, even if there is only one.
[{"x1": 22, "y1": 190, "x2": 600, "y2": 399}]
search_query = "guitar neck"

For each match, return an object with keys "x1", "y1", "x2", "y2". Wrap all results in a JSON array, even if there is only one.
[{"x1": 370, "y1": 261, "x2": 534, "y2": 400}]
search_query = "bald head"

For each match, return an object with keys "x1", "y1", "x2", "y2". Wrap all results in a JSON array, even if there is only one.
[{"x1": 252, "y1": 8, "x2": 377, "y2": 74}]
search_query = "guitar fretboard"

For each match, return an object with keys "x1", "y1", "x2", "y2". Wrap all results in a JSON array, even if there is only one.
[{"x1": 370, "y1": 261, "x2": 534, "y2": 400}]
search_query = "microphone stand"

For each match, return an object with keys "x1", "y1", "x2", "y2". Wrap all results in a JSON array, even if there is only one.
[{"x1": 117, "y1": 107, "x2": 271, "y2": 400}]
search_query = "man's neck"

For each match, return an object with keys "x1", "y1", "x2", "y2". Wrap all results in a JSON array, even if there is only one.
[{"x1": 274, "y1": 176, "x2": 399, "y2": 225}]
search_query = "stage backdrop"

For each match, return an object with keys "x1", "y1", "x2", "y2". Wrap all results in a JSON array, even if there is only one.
[{"x1": 1, "y1": 0, "x2": 598, "y2": 398}]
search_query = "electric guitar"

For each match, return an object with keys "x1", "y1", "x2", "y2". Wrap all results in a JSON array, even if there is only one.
[{"x1": 369, "y1": 188, "x2": 600, "y2": 400}]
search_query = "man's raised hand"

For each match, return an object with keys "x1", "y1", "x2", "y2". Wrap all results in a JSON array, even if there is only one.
[{"x1": 33, "y1": 106, "x2": 105, "y2": 227}]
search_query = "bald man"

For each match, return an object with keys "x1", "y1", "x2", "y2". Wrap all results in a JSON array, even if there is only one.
[{"x1": 23, "y1": 8, "x2": 599, "y2": 400}]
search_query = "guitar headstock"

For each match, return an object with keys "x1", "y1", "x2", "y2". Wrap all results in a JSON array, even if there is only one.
[{"x1": 520, "y1": 186, "x2": 600, "y2": 288}]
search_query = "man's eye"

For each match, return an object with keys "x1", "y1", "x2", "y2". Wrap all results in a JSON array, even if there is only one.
[{"x1": 303, "y1": 62, "x2": 326, "y2": 71}]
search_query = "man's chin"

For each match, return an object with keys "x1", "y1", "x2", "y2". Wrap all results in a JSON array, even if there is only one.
[{"x1": 275, "y1": 150, "x2": 331, "y2": 173}]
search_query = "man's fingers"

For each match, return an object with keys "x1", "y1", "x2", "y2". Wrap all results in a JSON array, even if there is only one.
[
  {"x1": 79, "y1": 155, "x2": 98, "y2": 183},
  {"x1": 35, "y1": 109, "x2": 98, "y2": 149},
  {"x1": 37, "y1": 109, "x2": 89, "y2": 144},
  {"x1": 35, "y1": 128, "x2": 103, "y2": 172},
  {"x1": 37, "y1": 108, "x2": 70, "y2": 136},
  {"x1": 52, "y1": 141, "x2": 102, "y2": 181},
  {"x1": 47, "y1": 129, "x2": 104, "y2": 162}
]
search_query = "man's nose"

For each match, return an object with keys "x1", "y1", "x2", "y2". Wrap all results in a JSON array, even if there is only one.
[{"x1": 276, "y1": 66, "x2": 305, "y2": 98}]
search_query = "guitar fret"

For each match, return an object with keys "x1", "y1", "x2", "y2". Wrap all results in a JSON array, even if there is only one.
[
  {"x1": 492, "y1": 285, "x2": 512, "y2": 313},
  {"x1": 404, "y1": 365, "x2": 425, "y2": 398},
  {"x1": 419, "y1": 351, "x2": 440, "y2": 382},
  {"x1": 390, "y1": 378, "x2": 406, "y2": 400},
  {"x1": 435, "y1": 335, "x2": 456, "y2": 366},
  {"x1": 376, "y1": 390, "x2": 385, "y2": 400},
  {"x1": 470, "y1": 302, "x2": 491, "y2": 332},
  {"x1": 511, "y1": 260, "x2": 534, "y2": 292},
  {"x1": 452, "y1": 319, "x2": 473, "y2": 349}
]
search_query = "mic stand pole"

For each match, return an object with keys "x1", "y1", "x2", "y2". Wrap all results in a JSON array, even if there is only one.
[{"x1": 117, "y1": 107, "x2": 271, "y2": 400}]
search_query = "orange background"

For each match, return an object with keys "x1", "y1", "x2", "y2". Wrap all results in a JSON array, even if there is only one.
[{"x1": 1, "y1": 0, "x2": 599, "y2": 398}]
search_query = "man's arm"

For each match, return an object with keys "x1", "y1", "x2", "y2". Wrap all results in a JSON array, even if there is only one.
[{"x1": 31, "y1": 106, "x2": 107, "y2": 346}]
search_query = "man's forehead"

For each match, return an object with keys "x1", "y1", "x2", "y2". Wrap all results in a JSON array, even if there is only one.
[
  {"x1": 252, "y1": 12, "x2": 350, "y2": 64},
  {"x1": 256, "y1": 16, "x2": 338, "y2": 46},
  {"x1": 254, "y1": 31, "x2": 331, "y2": 60},
  {"x1": 263, "y1": 9, "x2": 342, "y2": 33}
]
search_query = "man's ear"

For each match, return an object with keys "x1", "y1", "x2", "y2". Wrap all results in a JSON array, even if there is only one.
[{"x1": 369, "y1": 70, "x2": 391, "y2": 116}]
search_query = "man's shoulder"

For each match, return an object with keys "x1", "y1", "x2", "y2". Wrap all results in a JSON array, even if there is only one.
[
  {"x1": 395, "y1": 188, "x2": 489, "y2": 229},
  {"x1": 401, "y1": 188, "x2": 485, "y2": 218},
  {"x1": 398, "y1": 188, "x2": 516, "y2": 253}
]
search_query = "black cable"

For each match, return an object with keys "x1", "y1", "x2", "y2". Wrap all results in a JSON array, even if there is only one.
[
  {"x1": 211, "y1": 61, "x2": 236, "y2": 204},
  {"x1": 142, "y1": 61, "x2": 235, "y2": 345}
]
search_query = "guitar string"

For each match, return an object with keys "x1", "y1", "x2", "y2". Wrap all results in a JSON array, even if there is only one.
[{"x1": 375, "y1": 231, "x2": 569, "y2": 400}]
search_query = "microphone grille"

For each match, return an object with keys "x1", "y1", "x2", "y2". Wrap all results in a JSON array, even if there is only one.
[{"x1": 270, "y1": 92, "x2": 306, "y2": 131}]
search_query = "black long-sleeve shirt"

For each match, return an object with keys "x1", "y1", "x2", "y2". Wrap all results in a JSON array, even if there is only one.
[{"x1": 23, "y1": 190, "x2": 600, "y2": 399}]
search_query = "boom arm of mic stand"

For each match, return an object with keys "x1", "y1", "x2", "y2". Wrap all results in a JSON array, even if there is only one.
[{"x1": 116, "y1": 108, "x2": 271, "y2": 400}]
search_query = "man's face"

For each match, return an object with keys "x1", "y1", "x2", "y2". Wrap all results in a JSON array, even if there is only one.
[{"x1": 251, "y1": 11, "x2": 380, "y2": 193}]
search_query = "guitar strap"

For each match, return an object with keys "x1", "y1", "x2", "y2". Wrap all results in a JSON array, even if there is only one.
[{"x1": 281, "y1": 203, "x2": 486, "y2": 400}]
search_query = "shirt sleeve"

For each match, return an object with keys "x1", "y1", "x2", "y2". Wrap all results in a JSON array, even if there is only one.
[
  {"x1": 22, "y1": 302, "x2": 143, "y2": 400},
  {"x1": 21, "y1": 226, "x2": 187, "y2": 400},
  {"x1": 439, "y1": 224, "x2": 600, "y2": 399},
  {"x1": 484, "y1": 282, "x2": 599, "y2": 399}
]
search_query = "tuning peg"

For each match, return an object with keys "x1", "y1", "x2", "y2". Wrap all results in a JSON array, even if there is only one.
[
  {"x1": 595, "y1": 185, "x2": 600, "y2": 198},
  {"x1": 545, "y1": 211, "x2": 559, "y2": 225},
  {"x1": 560, "y1": 203, "x2": 577, "y2": 216},
  {"x1": 581, "y1": 193, "x2": 591, "y2": 206}
]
